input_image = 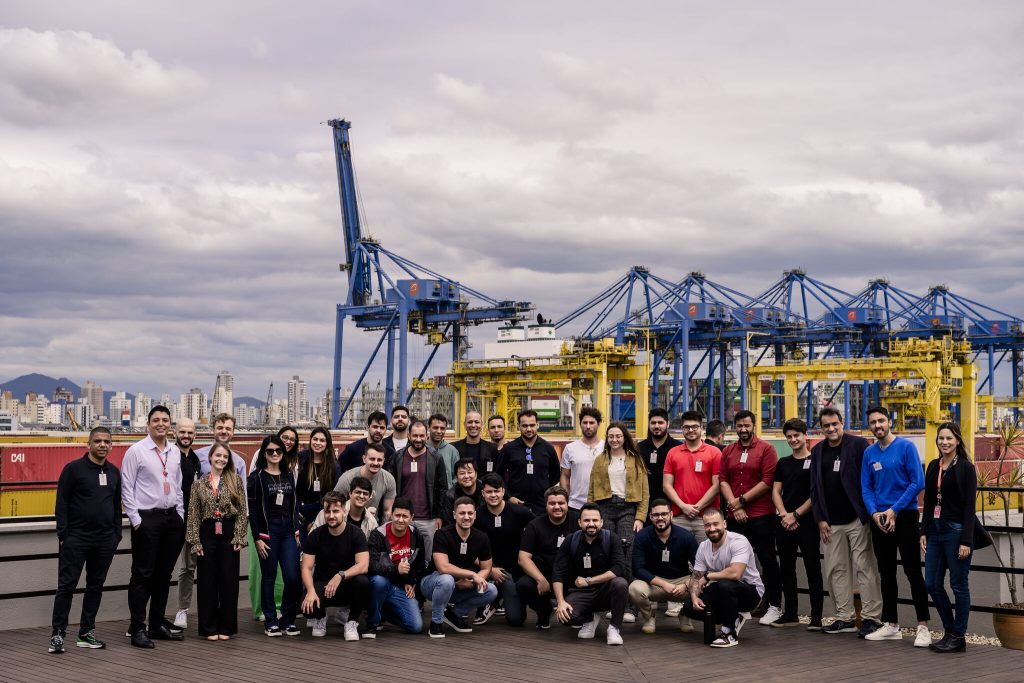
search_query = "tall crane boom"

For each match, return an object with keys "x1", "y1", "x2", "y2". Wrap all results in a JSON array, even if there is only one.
[{"x1": 328, "y1": 119, "x2": 372, "y2": 307}]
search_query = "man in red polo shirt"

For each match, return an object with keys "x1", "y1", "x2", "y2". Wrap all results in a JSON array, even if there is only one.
[
  {"x1": 719, "y1": 409, "x2": 782, "y2": 626},
  {"x1": 663, "y1": 410, "x2": 721, "y2": 542}
]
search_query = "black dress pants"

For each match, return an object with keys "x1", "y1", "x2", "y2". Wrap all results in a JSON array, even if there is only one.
[
  {"x1": 128, "y1": 508, "x2": 184, "y2": 633},
  {"x1": 196, "y1": 517, "x2": 241, "y2": 636}
]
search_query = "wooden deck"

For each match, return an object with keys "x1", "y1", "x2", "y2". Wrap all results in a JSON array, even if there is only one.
[{"x1": 13, "y1": 609, "x2": 1024, "y2": 683}]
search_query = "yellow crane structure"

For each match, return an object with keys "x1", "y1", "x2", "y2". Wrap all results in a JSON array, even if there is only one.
[
  {"x1": 978, "y1": 394, "x2": 1024, "y2": 431},
  {"x1": 450, "y1": 338, "x2": 650, "y2": 440},
  {"x1": 749, "y1": 336, "x2": 977, "y2": 464}
]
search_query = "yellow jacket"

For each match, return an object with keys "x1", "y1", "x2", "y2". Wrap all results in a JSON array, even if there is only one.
[{"x1": 587, "y1": 451, "x2": 650, "y2": 522}]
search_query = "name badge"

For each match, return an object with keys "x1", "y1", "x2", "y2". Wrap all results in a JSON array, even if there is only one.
[
  {"x1": 163, "y1": 481, "x2": 172, "y2": 495},
  {"x1": 740, "y1": 451, "x2": 748, "y2": 464},
  {"x1": 486, "y1": 461, "x2": 494, "y2": 472},
  {"x1": 650, "y1": 452, "x2": 658, "y2": 465},
  {"x1": 556, "y1": 535, "x2": 565, "y2": 547},
  {"x1": 873, "y1": 461, "x2": 883, "y2": 472},
  {"x1": 933, "y1": 505, "x2": 941, "y2": 519},
  {"x1": 583, "y1": 553, "x2": 592, "y2": 569},
  {"x1": 694, "y1": 460, "x2": 703, "y2": 473},
  {"x1": 275, "y1": 491, "x2": 284, "y2": 506},
  {"x1": 661, "y1": 548, "x2": 670, "y2": 562},
  {"x1": 313, "y1": 479, "x2": 321, "y2": 492},
  {"x1": 215, "y1": 520, "x2": 223, "y2": 535},
  {"x1": 526, "y1": 463, "x2": 534, "y2": 475},
  {"x1": 460, "y1": 541, "x2": 468, "y2": 555},
  {"x1": 803, "y1": 459, "x2": 811, "y2": 470},
  {"x1": 410, "y1": 460, "x2": 418, "y2": 473},
  {"x1": 494, "y1": 516, "x2": 502, "y2": 528},
  {"x1": 98, "y1": 472, "x2": 107, "y2": 486},
  {"x1": 833, "y1": 459, "x2": 841, "y2": 473}
]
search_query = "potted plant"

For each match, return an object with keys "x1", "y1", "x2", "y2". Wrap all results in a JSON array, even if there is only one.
[{"x1": 978, "y1": 419, "x2": 1024, "y2": 648}]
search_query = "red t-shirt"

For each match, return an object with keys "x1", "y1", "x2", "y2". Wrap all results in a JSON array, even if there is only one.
[
  {"x1": 385, "y1": 523, "x2": 413, "y2": 565},
  {"x1": 720, "y1": 436, "x2": 778, "y2": 519},
  {"x1": 663, "y1": 442, "x2": 721, "y2": 515}
]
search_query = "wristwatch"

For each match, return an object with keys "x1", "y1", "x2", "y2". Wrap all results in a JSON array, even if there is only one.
[
  {"x1": 585, "y1": 576, "x2": 592, "y2": 586},
  {"x1": 738, "y1": 495, "x2": 747, "y2": 507},
  {"x1": 337, "y1": 570, "x2": 346, "y2": 581}
]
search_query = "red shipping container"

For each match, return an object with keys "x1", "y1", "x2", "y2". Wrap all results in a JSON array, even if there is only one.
[{"x1": 0, "y1": 444, "x2": 129, "y2": 491}]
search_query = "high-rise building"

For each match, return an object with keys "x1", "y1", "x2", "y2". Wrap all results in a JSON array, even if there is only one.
[
  {"x1": 109, "y1": 391, "x2": 132, "y2": 424},
  {"x1": 134, "y1": 393, "x2": 152, "y2": 427},
  {"x1": 234, "y1": 403, "x2": 260, "y2": 428},
  {"x1": 52, "y1": 386, "x2": 74, "y2": 405},
  {"x1": 70, "y1": 400, "x2": 94, "y2": 430},
  {"x1": 287, "y1": 375, "x2": 309, "y2": 424},
  {"x1": 212, "y1": 370, "x2": 234, "y2": 418},
  {"x1": 180, "y1": 387, "x2": 208, "y2": 424},
  {"x1": 82, "y1": 380, "x2": 104, "y2": 418}
]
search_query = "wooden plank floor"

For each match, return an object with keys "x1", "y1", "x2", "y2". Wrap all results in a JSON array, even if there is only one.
[{"x1": 12, "y1": 608, "x2": 1024, "y2": 683}]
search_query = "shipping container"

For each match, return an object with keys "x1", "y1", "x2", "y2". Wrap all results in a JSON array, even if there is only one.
[
  {"x1": 0, "y1": 444, "x2": 129, "y2": 489},
  {"x1": 1, "y1": 490, "x2": 57, "y2": 516}
]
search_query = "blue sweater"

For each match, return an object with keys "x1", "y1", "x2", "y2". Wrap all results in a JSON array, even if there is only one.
[
  {"x1": 632, "y1": 524, "x2": 699, "y2": 583},
  {"x1": 861, "y1": 436, "x2": 924, "y2": 514}
]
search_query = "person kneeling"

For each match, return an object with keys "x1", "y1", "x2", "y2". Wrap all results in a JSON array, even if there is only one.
[
  {"x1": 367, "y1": 497, "x2": 425, "y2": 635},
  {"x1": 629, "y1": 499, "x2": 698, "y2": 635},
  {"x1": 300, "y1": 492, "x2": 370, "y2": 641},
  {"x1": 553, "y1": 503, "x2": 629, "y2": 645}
]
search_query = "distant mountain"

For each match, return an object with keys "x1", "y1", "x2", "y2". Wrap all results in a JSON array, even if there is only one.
[
  {"x1": 0, "y1": 373, "x2": 81, "y2": 400},
  {"x1": 234, "y1": 396, "x2": 267, "y2": 409}
]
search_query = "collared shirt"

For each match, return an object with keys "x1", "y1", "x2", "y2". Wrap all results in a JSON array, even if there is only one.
[
  {"x1": 632, "y1": 523, "x2": 699, "y2": 583},
  {"x1": 194, "y1": 444, "x2": 248, "y2": 484},
  {"x1": 663, "y1": 441, "x2": 721, "y2": 514},
  {"x1": 720, "y1": 436, "x2": 778, "y2": 519},
  {"x1": 121, "y1": 434, "x2": 184, "y2": 526},
  {"x1": 55, "y1": 453, "x2": 122, "y2": 543}
]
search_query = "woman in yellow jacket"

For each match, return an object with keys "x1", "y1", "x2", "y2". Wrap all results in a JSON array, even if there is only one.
[{"x1": 588, "y1": 420, "x2": 650, "y2": 588}]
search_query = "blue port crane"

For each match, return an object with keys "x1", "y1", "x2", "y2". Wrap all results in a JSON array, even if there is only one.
[{"x1": 327, "y1": 119, "x2": 533, "y2": 427}]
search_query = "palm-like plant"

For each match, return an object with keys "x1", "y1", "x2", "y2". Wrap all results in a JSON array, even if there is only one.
[{"x1": 978, "y1": 419, "x2": 1024, "y2": 605}]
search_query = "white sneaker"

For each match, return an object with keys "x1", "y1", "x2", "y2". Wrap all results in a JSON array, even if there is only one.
[
  {"x1": 334, "y1": 607, "x2": 350, "y2": 626},
  {"x1": 606, "y1": 624, "x2": 623, "y2": 645},
  {"x1": 665, "y1": 601, "x2": 683, "y2": 617},
  {"x1": 758, "y1": 604, "x2": 783, "y2": 626},
  {"x1": 914, "y1": 624, "x2": 932, "y2": 647},
  {"x1": 311, "y1": 617, "x2": 327, "y2": 637},
  {"x1": 865, "y1": 622, "x2": 903, "y2": 641},
  {"x1": 642, "y1": 617, "x2": 656, "y2": 634},
  {"x1": 678, "y1": 615, "x2": 694, "y2": 633},
  {"x1": 736, "y1": 612, "x2": 752, "y2": 635},
  {"x1": 173, "y1": 609, "x2": 188, "y2": 629},
  {"x1": 605, "y1": 610, "x2": 636, "y2": 623},
  {"x1": 344, "y1": 620, "x2": 360, "y2": 641},
  {"x1": 578, "y1": 614, "x2": 601, "y2": 639}
]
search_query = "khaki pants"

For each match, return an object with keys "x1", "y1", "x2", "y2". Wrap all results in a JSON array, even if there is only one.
[
  {"x1": 177, "y1": 541, "x2": 197, "y2": 611},
  {"x1": 629, "y1": 577, "x2": 690, "y2": 621},
  {"x1": 824, "y1": 519, "x2": 882, "y2": 622},
  {"x1": 672, "y1": 515, "x2": 707, "y2": 542}
]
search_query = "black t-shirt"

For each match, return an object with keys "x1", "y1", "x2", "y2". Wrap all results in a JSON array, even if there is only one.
[
  {"x1": 463, "y1": 442, "x2": 481, "y2": 467},
  {"x1": 638, "y1": 435, "x2": 682, "y2": 501},
  {"x1": 265, "y1": 472, "x2": 295, "y2": 518},
  {"x1": 473, "y1": 503, "x2": 535, "y2": 574},
  {"x1": 430, "y1": 525, "x2": 492, "y2": 573},
  {"x1": 500, "y1": 437, "x2": 560, "y2": 515},
  {"x1": 822, "y1": 443, "x2": 857, "y2": 525},
  {"x1": 775, "y1": 454, "x2": 812, "y2": 512},
  {"x1": 303, "y1": 524, "x2": 368, "y2": 582},
  {"x1": 519, "y1": 510, "x2": 578, "y2": 578}
]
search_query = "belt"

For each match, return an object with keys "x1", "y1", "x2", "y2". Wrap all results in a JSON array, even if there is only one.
[
  {"x1": 609, "y1": 495, "x2": 627, "y2": 504},
  {"x1": 140, "y1": 507, "x2": 177, "y2": 515}
]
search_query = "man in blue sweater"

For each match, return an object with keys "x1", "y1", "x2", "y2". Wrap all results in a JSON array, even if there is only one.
[
  {"x1": 628, "y1": 499, "x2": 699, "y2": 634},
  {"x1": 861, "y1": 406, "x2": 930, "y2": 647}
]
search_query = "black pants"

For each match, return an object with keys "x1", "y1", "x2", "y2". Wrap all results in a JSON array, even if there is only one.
[
  {"x1": 128, "y1": 508, "x2": 185, "y2": 633},
  {"x1": 563, "y1": 577, "x2": 629, "y2": 629},
  {"x1": 51, "y1": 535, "x2": 119, "y2": 636},
  {"x1": 871, "y1": 509, "x2": 930, "y2": 623},
  {"x1": 731, "y1": 514, "x2": 781, "y2": 606},
  {"x1": 196, "y1": 517, "x2": 241, "y2": 637},
  {"x1": 515, "y1": 574, "x2": 553, "y2": 625},
  {"x1": 775, "y1": 520, "x2": 823, "y2": 621},
  {"x1": 304, "y1": 575, "x2": 370, "y2": 620},
  {"x1": 685, "y1": 579, "x2": 761, "y2": 634}
]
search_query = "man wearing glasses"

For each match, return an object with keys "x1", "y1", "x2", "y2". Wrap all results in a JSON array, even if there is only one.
[
  {"x1": 629, "y1": 499, "x2": 699, "y2": 635},
  {"x1": 662, "y1": 411, "x2": 721, "y2": 542},
  {"x1": 501, "y1": 410, "x2": 560, "y2": 516}
]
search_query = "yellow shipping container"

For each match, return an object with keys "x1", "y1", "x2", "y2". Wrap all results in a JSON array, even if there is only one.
[{"x1": 1, "y1": 490, "x2": 57, "y2": 517}]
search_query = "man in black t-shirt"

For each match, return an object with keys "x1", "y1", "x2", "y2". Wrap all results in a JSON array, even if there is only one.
[
  {"x1": 519, "y1": 485, "x2": 577, "y2": 629},
  {"x1": 500, "y1": 410, "x2": 560, "y2": 515},
  {"x1": 419, "y1": 497, "x2": 499, "y2": 638},
  {"x1": 637, "y1": 408, "x2": 682, "y2": 515},
  {"x1": 301, "y1": 492, "x2": 370, "y2": 641},
  {"x1": 473, "y1": 473, "x2": 536, "y2": 627},
  {"x1": 453, "y1": 410, "x2": 502, "y2": 475},
  {"x1": 440, "y1": 459, "x2": 481, "y2": 526}
]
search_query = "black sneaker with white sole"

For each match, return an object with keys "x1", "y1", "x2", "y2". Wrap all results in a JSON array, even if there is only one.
[
  {"x1": 710, "y1": 631, "x2": 738, "y2": 648},
  {"x1": 823, "y1": 619, "x2": 858, "y2": 634},
  {"x1": 444, "y1": 608, "x2": 473, "y2": 633},
  {"x1": 76, "y1": 631, "x2": 106, "y2": 649},
  {"x1": 48, "y1": 633, "x2": 65, "y2": 654},
  {"x1": 429, "y1": 621, "x2": 445, "y2": 638},
  {"x1": 473, "y1": 603, "x2": 497, "y2": 626},
  {"x1": 770, "y1": 615, "x2": 801, "y2": 628}
]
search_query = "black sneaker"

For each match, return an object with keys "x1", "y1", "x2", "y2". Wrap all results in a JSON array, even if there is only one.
[
  {"x1": 709, "y1": 630, "x2": 738, "y2": 648},
  {"x1": 444, "y1": 608, "x2": 473, "y2": 633},
  {"x1": 48, "y1": 633, "x2": 65, "y2": 654},
  {"x1": 76, "y1": 631, "x2": 106, "y2": 649},
  {"x1": 858, "y1": 619, "x2": 882, "y2": 639},
  {"x1": 823, "y1": 619, "x2": 858, "y2": 634},
  {"x1": 495, "y1": 606, "x2": 506, "y2": 617},
  {"x1": 807, "y1": 618, "x2": 823, "y2": 632},
  {"x1": 770, "y1": 615, "x2": 801, "y2": 628},
  {"x1": 428, "y1": 621, "x2": 445, "y2": 638},
  {"x1": 264, "y1": 625, "x2": 283, "y2": 637},
  {"x1": 536, "y1": 614, "x2": 551, "y2": 630},
  {"x1": 473, "y1": 603, "x2": 497, "y2": 626},
  {"x1": 283, "y1": 624, "x2": 301, "y2": 637}
]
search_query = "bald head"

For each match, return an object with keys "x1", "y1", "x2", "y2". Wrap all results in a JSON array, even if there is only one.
[
  {"x1": 464, "y1": 410, "x2": 483, "y2": 440},
  {"x1": 175, "y1": 418, "x2": 196, "y2": 451}
]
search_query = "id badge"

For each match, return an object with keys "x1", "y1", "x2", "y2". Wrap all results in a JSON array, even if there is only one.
[
  {"x1": 661, "y1": 549, "x2": 670, "y2": 562},
  {"x1": 833, "y1": 459, "x2": 841, "y2": 473},
  {"x1": 873, "y1": 461, "x2": 883, "y2": 472},
  {"x1": 215, "y1": 520, "x2": 223, "y2": 535},
  {"x1": 583, "y1": 554, "x2": 592, "y2": 569},
  {"x1": 740, "y1": 451, "x2": 748, "y2": 464},
  {"x1": 803, "y1": 459, "x2": 811, "y2": 470},
  {"x1": 163, "y1": 480, "x2": 172, "y2": 495},
  {"x1": 275, "y1": 491, "x2": 284, "y2": 506},
  {"x1": 98, "y1": 472, "x2": 107, "y2": 486},
  {"x1": 313, "y1": 479, "x2": 321, "y2": 492},
  {"x1": 556, "y1": 535, "x2": 565, "y2": 548},
  {"x1": 694, "y1": 460, "x2": 703, "y2": 473},
  {"x1": 460, "y1": 541, "x2": 468, "y2": 555},
  {"x1": 494, "y1": 516, "x2": 502, "y2": 528},
  {"x1": 486, "y1": 461, "x2": 494, "y2": 472},
  {"x1": 933, "y1": 505, "x2": 941, "y2": 519},
  {"x1": 526, "y1": 463, "x2": 534, "y2": 475},
  {"x1": 650, "y1": 452, "x2": 658, "y2": 465},
  {"x1": 410, "y1": 460, "x2": 418, "y2": 473}
]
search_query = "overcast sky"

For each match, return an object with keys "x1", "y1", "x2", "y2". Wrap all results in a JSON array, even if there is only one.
[{"x1": 2, "y1": 2, "x2": 1023, "y2": 401}]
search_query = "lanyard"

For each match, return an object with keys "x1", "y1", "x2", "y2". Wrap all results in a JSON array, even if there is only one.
[
  {"x1": 937, "y1": 456, "x2": 956, "y2": 503},
  {"x1": 154, "y1": 445, "x2": 168, "y2": 477},
  {"x1": 210, "y1": 473, "x2": 222, "y2": 518}
]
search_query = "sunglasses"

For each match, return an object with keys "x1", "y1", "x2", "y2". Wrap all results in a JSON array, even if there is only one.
[{"x1": 265, "y1": 448, "x2": 283, "y2": 455}]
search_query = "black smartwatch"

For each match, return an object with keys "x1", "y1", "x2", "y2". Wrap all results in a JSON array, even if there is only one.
[{"x1": 738, "y1": 495, "x2": 747, "y2": 507}]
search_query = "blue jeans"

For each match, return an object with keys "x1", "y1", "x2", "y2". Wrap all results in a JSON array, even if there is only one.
[
  {"x1": 925, "y1": 519, "x2": 972, "y2": 636},
  {"x1": 368, "y1": 575, "x2": 423, "y2": 633},
  {"x1": 419, "y1": 571, "x2": 498, "y2": 624},
  {"x1": 259, "y1": 515, "x2": 300, "y2": 627},
  {"x1": 495, "y1": 570, "x2": 525, "y2": 626}
]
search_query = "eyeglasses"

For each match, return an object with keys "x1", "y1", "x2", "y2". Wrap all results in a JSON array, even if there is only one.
[
  {"x1": 265, "y1": 448, "x2": 282, "y2": 454},
  {"x1": 681, "y1": 425, "x2": 702, "y2": 431},
  {"x1": 650, "y1": 511, "x2": 671, "y2": 518},
  {"x1": 351, "y1": 490, "x2": 370, "y2": 497}
]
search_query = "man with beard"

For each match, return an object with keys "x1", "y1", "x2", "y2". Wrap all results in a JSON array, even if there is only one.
[
  {"x1": 440, "y1": 459, "x2": 482, "y2": 526},
  {"x1": 340, "y1": 411, "x2": 395, "y2": 473},
  {"x1": 560, "y1": 407, "x2": 604, "y2": 511},
  {"x1": 195, "y1": 413, "x2": 247, "y2": 481},
  {"x1": 501, "y1": 410, "x2": 561, "y2": 516},
  {"x1": 687, "y1": 508, "x2": 764, "y2": 648},
  {"x1": 335, "y1": 442, "x2": 397, "y2": 520},
  {"x1": 383, "y1": 405, "x2": 411, "y2": 460},
  {"x1": 173, "y1": 419, "x2": 201, "y2": 630},
  {"x1": 387, "y1": 421, "x2": 447, "y2": 559},
  {"x1": 518, "y1": 485, "x2": 577, "y2": 629},
  {"x1": 473, "y1": 473, "x2": 536, "y2": 626},
  {"x1": 719, "y1": 409, "x2": 782, "y2": 626},
  {"x1": 488, "y1": 414, "x2": 507, "y2": 451},
  {"x1": 367, "y1": 497, "x2": 425, "y2": 635},
  {"x1": 553, "y1": 503, "x2": 629, "y2": 646},
  {"x1": 629, "y1": 499, "x2": 699, "y2": 635},
  {"x1": 704, "y1": 420, "x2": 726, "y2": 450},
  {"x1": 428, "y1": 413, "x2": 461, "y2": 489},
  {"x1": 453, "y1": 410, "x2": 502, "y2": 475},
  {"x1": 663, "y1": 411, "x2": 721, "y2": 542},
  {"x1": 862, "y1": 406, "x2": 930, "y2": 646},
  {"x1": 637, "y1": 408, "x2": 681, "y2": 517}
]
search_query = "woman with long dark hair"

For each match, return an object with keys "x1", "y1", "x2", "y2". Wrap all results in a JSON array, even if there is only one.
[
  {"x1": 248, "y1": 435, "x2": 302, "y2": 636},
  {"x1": 921, "y1": 421, "x2": 977, "y2": 653},
  {"x1": 277, "y1": 426, "x2": 301, "y2": 475},
  {"x1": 296, "y1": 426, "x2": 340, "y2": 542},
  {"x1": 186, "y1": 443, "x2": 247, "y2": 640}
]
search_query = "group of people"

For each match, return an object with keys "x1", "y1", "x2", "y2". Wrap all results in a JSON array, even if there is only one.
[{"x1": 49, "y1": 402, "x2": 978, "y2": 656}]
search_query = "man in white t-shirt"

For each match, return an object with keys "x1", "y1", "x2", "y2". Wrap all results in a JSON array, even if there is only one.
[
  {"x1": 334, "y1": 442, "x2": 397, "y2": 520},
  {"x1": 687, "y1": 508, "x2": 764, "y2": 648},
  {"x1": 559, "y1": 407, "x2": 604, "y2": 510}
]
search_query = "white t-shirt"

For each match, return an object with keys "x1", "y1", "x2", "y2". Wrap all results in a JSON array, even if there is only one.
[
  {"x1": 608, "y1": 455, "x2": 627, "y2": 498},
  {"x1": 560, "y1": 439, "x2": 604, "y2": 509},
  {"x1": 693, "y1": 531, "x2": 764, "y2": 597},
  {"x1": 391, "y1": 437, "x2": 408, "y2": 451}
]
